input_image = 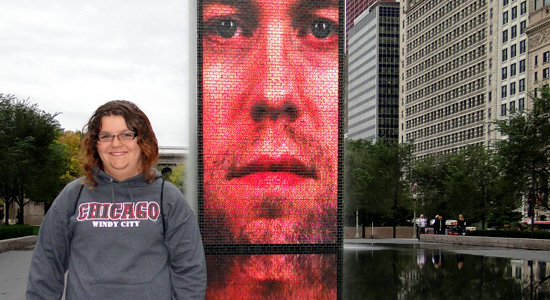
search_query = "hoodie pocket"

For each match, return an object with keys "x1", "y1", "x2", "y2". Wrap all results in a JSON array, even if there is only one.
[{"x1": 87, "y1": 283, "x2": 154, "y2": 300}]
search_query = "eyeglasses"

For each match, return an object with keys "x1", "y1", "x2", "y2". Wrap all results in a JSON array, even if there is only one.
[{"x1": 97, "y1": 132, "x2": 137, "y2": 142}]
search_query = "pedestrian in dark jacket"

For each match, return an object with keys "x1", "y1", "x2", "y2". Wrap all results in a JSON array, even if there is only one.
[{"x1": 457, "y1": 214, "x2": 466, "y2": 235}]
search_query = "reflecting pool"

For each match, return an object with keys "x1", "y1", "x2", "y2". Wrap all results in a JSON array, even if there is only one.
[
  {"x1": 344, "y1": 243, "x2": 550, "y2": 300},
  {"x1": 205, "y1": 241, "x2": 550, "y2": 299}
]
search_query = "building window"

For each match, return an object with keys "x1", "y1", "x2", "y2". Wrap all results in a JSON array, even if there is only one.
[
  {"x1": 536, "y1": 56, "x2": 539, "y2": 66},
  {"x1": 501, "y1": 104, "x2": 507, "y2": 116},
  {"x1": 502, "y1": 85, "x2": 507, "y2": 98},
  {"x1": 510, "y1": 82, "x2": 516, "y2": 95},
  {"x1": 504, "y1": 0, "x2": 509, "y2": 6},
  {"x1": 544, "y1": 68, "x2": 550, "y2": 79},
  {"x1": 544, "y1": 51, "x2": 550, "y2": 63},
  {"x1": 520, "y1": 21, "x2": 527, "y2": 34},
  {"x1": 511, "y1": 63, "x2": 517, "y2": 76},
  {"x1": 503, "y1": 11, "x2": 508, "y2": 25},
  {"x1": 489, "y1": 91, "x2": 492, "y2": 102},
  {"x1": 536, "y1": 72, "x2": 539, "y2": 81},
  {"x1": 511, "y1": 26, "x2": 517, "y2": 39},
  {"x1": 490, "y1": 8, "x2": 494, "y2": 19},
  {"x1": 519, "y1": 98, "x2": 525, "y2": 110},
  {"x1": 520, "y1": 40, "x2": 526, "y2": 53},
  {"x1": 511, "y1": 44, "x2": 517, "y2": 58},
  {"x1": 503, "y1": 30, "x2": 509, "y2": 43},
  {"x1": 490, "y1": 42, "x2": 493, "y2": 52},
  {"x1": 488, "y1": 108, "x2": 492, "y2": 118},
  {"x1": 502, "y1": 67, "x2": 508, "y2": 79},
  {"x1": 502, "y1": 48, "x2": 508, "y2": 61},
  {"x1": 520, "y1": 59, "x2": 526, "y2": 73},
  {"x1": 521, "y1": 1, "x2": 527, "y2": 15},
  {"x1": 510, "y1": 101, "x2": 516, "y2": 113},
  {"x1": 489, "y1": 74, "x2": 492, "y2": 85},
  {"x1": 512, "y1": 6, "x2": 517, "y2": 20},
  {"x1": 519, "y1": 78, "x2": 525, "y2": 92}
]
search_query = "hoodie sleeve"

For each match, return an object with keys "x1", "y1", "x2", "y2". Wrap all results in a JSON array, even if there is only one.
[
  {"x1": 163, "y1": 183, "x2": 207, "y2": 300},
  {"x1": 26, "y1": 182, "x2": 79, "y2": 300}
]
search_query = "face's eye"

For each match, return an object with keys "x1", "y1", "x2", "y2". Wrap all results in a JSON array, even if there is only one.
[
  {"x1": 298, "y1": 18, "x2": 337, "y2": 39},
  {"x1": 217, "y1": 19, "x2": 238, "y2": 38},
  {"x1": 120, "y1": 132, "x2": 137, "y2": 141},
  {"x1": 311, "y1": 20, "x2": 335, "y2": 39},
  {"x1": 204, "y1": 17, "x2": 253, "y2": 40},
  {"x1": 98, "y1": 133, "x2": 113, "y2": 141}
]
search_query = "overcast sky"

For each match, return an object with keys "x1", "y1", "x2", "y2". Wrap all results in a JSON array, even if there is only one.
[{"x1": 0, "y1": 1, "x2": 193, "y2": 147}]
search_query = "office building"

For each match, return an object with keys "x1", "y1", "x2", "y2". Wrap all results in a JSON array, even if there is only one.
[{"x1": 347, "y1": 1, "x2": 400, "y2": 141}]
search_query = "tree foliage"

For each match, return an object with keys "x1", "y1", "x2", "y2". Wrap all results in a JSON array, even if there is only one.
[
  {"x1": 0, "y1": 94, "x2": 66, "y2": 224},
  {"x1": 163, "y1": 163, "x2": 186, "y2": 192},
  {"x1": 58, "y1": 130, "x2": 84, "y2": 184},
  {"x1": 410, "y1": 146, "x2": 519, "y2": 229},
  {"x1": 344, "y1": 139, "x2": 413, "y2": 234},
  {"x1": 494, "y1": 86, "x2": 550, "y2": 220}
]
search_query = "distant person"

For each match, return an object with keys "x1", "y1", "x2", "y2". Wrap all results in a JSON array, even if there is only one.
[
  {"x1": 433, "y1": 215, "x2": 445, "y2": 235},
  {"x1": 416, "y1": 214, "x2": 427, "y2": 239},
  {"x1": 457, "y1": 214, "x2": 466, "y2": 235},
  {"x1": 27, "y1": 100, "x2": 207, "y2": 299}
]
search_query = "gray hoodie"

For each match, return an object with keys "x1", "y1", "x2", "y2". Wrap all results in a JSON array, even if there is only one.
[{"x1": 26, "y1": 170, "x2": 206, "y2": 300}]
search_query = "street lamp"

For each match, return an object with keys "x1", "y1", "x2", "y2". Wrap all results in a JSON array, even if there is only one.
[
  {"x1": 355, "y1": 209, "x2": 360, "y2": 238},
  {"x1": 412, "y1": 183, "x2": 418, "y2": 239}
]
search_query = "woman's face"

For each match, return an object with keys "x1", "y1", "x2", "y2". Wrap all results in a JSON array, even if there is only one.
[{"x1": 96, "y1": 115, "x2": 142, "y2": 181}]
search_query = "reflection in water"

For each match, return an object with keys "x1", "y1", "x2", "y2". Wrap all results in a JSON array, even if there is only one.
[
  {"x1": 205, "y1": 246, "x2": 550, "y2": 299},
  {"x1": 344, "y1": 246, "x2": 550, "y2": 300},
  {"x1": 206, "y1": 254, "x2": 338, "y2": 299}
]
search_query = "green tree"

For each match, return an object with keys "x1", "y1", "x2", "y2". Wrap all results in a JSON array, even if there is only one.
[
  {"x1": 58, "y1": 130, "x2": 84, "y2": 184},
  {"x1": 0, "y1": 94, "x2": 66, "y2": 224},
  {"x1": 494, "y1": 86, "x2": 550, "y2": 228},
  {"x1": 444, "y1": 145, "x2": 518, "y2": 229},
  {"x1": 412, "y1": 146, "x2": 519, "y2": 229},
  {"x1": 344, "y1": 138, "x2": 413, "y2": 236},
  {"x1": 411, "y1": 154, "x2": 449, "y2": 221},
  {"x1": 163, "y1": 163, "x2": 186, "y2": 192}
]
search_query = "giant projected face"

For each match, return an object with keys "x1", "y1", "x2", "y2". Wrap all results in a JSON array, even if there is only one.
[{"x1": 202, "y1": 0, "x2": 339, "y2": 244}]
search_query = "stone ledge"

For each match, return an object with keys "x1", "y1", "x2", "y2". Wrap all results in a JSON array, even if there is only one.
[
  {"x1": 0, "y1": 236, "x2": 37, "y2": 253},
  {"x1": 420, "y1": 234, "x2": 550, "y2": 250}
]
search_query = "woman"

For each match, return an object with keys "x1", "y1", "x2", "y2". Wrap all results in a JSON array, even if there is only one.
[{"x1": 27, "y1": 100, "x2": 206, "y2": 299}]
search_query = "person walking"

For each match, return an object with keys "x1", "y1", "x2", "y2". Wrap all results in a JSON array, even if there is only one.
[
  {"x1": 433, "y1": 215, "x2": 445, "y2": 235},
  {"x1": 416, "y1": 214, "x2": 427, "y2": 239},
  {"x1": 457, "y1": 214, "x2": 466, "y2": 235},
  {"x1": 26, "y1": 100, "x2": 207, "y2": 300}
]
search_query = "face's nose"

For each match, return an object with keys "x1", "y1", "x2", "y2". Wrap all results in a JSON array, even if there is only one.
[{"x1": 249, "y1": 19, "x2": 300, "y2": 124}]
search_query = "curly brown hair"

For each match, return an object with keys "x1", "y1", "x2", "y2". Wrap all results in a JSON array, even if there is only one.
[{"x1": 81, "y1": 100, "x2": 159, "y2": 187}]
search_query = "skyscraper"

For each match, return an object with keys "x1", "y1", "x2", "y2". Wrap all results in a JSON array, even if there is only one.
[
  {"x1": 348, "y1": 1, "x2": 400, "y2": 140},
  {"x1": 400, "y1": 0, "x2": 493, "y2": 159}
]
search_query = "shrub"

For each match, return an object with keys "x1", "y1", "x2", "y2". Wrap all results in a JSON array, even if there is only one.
[
  {"x1": 467, "y1": 229, "x2": 550, "y2": 239},
  {"x1": 0, "y1": 225, "x2": 34, "y2": 240}
]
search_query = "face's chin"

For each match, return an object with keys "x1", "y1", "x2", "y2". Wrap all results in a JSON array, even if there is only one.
[{"x1": 204, "y1": 129, "x2": 337, "y2": 244}]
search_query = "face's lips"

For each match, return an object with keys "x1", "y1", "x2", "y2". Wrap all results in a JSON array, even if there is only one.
[
  {"x1": 109, "y1": 151, "x2": 127, "y2": 156},
  {"x1": 226, "y1": 155, "x2": 317, "y2": 180}
]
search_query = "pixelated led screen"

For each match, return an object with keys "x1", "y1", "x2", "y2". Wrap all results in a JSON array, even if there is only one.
[
  {"x1": 206, "y1": 254, "x2": 337, "y2": 298},
  {"x1": 199, "y1": 0, "x2": 342, "y2": 245}
]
